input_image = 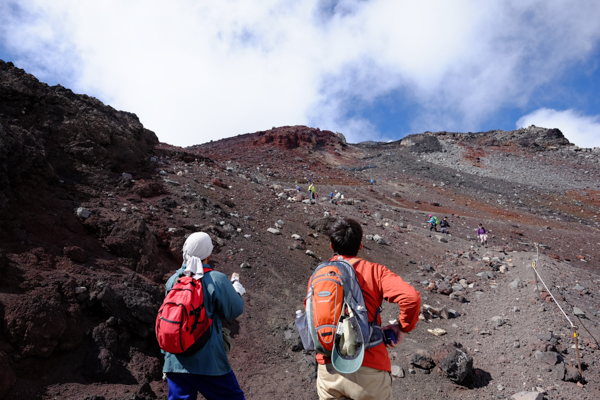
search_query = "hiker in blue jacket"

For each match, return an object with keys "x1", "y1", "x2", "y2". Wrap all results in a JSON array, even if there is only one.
[
  {"x1": 428, "y1": 215, "x2": 438, "y2": 232},
  {"x1": 163, "y1": 232, "x2": 246, "y2": 400}
]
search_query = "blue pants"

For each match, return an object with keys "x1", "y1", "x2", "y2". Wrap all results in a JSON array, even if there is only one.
[{"x1": 167, "y1": 371, "x2": 245, "y2": 400}]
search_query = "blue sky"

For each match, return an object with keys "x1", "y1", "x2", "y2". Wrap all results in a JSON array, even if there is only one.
[{"x1": 1, "y1": 0, "x2": 599, "y2": 148}]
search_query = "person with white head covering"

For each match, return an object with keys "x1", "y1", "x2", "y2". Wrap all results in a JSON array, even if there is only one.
[{"x1": 162, "y1": 232, "x2": 246, "y2": 399}]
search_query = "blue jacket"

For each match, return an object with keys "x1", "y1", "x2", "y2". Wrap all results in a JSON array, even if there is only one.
[{"x1": 162, "y1": 263, "x2": 244, "y2": 376}]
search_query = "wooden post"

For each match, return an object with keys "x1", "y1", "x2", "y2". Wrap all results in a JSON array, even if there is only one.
[
  {"x1": 572, "y1": 326, "x2": 584, "y2": 378},
  {"x1": 532, "y1": 261, "x2": 540, "y2": 300}
]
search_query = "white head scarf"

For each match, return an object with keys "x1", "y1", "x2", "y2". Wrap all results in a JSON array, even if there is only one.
[{"x1": 182, "y1": 232, "x2": 213, "y2": 279}]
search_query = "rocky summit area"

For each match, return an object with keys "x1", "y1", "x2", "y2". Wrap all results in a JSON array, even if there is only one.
[{"x1": 1, "y1": 59, "x2": 599, "y2": 400}]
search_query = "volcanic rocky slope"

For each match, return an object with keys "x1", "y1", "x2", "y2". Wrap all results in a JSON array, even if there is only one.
[{"x1": 1, "y1": 59, "x2": 600, "y2": 400}]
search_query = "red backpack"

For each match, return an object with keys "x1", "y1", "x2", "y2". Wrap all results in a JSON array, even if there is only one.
[{"x1": 155, "y1": 269, "x2": 212, "y2": 355}]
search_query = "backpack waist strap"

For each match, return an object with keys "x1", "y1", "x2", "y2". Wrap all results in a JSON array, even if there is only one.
[{"x1": 366, "y1": 307, "x2": 384, "y2": 348}]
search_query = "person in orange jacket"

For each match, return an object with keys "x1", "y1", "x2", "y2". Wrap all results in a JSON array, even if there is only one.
[{"x1": 312, "y1": 218, "x2": 421, "y2": 400}]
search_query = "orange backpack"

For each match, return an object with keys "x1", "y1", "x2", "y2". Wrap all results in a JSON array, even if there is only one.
[{"x1": 304, "y1": 257, "x2": 382, "y2": 357}]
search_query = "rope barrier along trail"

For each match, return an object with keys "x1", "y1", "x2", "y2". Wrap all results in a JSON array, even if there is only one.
[{"x1": 531, "y1": 243, "x2": 583, "y2": 378}]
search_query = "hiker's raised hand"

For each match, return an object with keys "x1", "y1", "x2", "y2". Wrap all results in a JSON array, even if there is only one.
[{"x1": 381, "y1": 323, "x2": 405, "y2": 348}]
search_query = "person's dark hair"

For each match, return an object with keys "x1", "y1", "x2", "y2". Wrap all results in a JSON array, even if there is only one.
[
  {"x1": 478, "y1": 223, "x2": 482, "y2": 226},
  {"x1": 329, "y1": 219, "x2": 363, "y2": 256}
]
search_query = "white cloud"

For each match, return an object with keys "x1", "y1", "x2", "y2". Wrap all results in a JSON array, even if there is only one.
[
  {"x1": 516, "y1": 108, "x2": 600, "y2": 148},
  {"x1": 1, "y1": 1, "x2": 600, "y2": 146}
]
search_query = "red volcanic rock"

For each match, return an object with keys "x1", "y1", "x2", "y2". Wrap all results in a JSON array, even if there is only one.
[
  {"x1": 63, "y1": 245, "x2": 87, "y2": 263},
  {"x1": 133, "y1": 181, "x2": 166, "y2": 198},
  {"x1": 252, "y1": 126, "x2": 341, "y2": 150},
  {"x1": 212, "y1": 178, "x2": 228, "y2": 188}
]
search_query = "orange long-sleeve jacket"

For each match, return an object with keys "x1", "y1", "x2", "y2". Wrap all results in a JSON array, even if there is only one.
[{"x1": 311, "y1": 255, "x2": 421, "y2": 372}]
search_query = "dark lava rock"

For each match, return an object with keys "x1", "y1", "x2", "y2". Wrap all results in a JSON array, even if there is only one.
[
  {"x1": 401, "y1": 134, "x2": 443, "y2": 153},
  {"x1": 133, "y1": 181, "x2": 166, "y2": 198},
  {"x1": 83, "y1": 346, "x2": 120, "y2": 381},
  {"x1": 3, "y1": 286, "x2": 84, "y2": 357},
  {"x1": 128, "y1": 350, "x2": 163, "y2": 384},
  {"x1": 63, "y1": 245, "x2": 87, "y2": 263},
  {"x1": 432, "y1": 342, "x2": 473, "y2": 384},
  {"x1": 212, "y1": 178, "x2": 228, "y2": 188},
  {"x1": 91, "y1": 278, "x2": 161, "y2": 338},
  {"x1": 309, "y1": 216, "x2": 337, "y2": 233},
  {"x1": 437, "y1": 282, "x2": 453, "y2": 295},
  {"x1": 102, "y1": 217, "x2": 159, "y2": 273},
  {"x1": 534, "y1": 351, "x2": 559, "y2": 366},
  {"x1": 556, "y1": 362, "x2": 582, "y2": 382},
  {"x1": 411, "y1": 349, "x2": 435, "y2": 369},
  {"x1": 0, "y1": 60, "x2": 158, "y2": 194},
  {"x1": 0, "y1": 351, "x2": 16, "y2": 398}
]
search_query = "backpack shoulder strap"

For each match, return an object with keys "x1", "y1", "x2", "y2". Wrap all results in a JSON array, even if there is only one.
[{"x1": 346, "y1": 257, "x2": 360, "y2": 266}]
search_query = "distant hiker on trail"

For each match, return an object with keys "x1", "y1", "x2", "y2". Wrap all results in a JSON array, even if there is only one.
[
  {"x1": 330, "y1": 191, "x2": 342, "y2": 205},
  {"x1": 440, "y1": 217, "x2": 450, "y2": 234},
  {"x1": 161, "y1": 232, "x2": 246, "y2": 400},
  {"x1": 428, "y1": 215, "x2": 438, "y2": 232},
  {"x1": 308, "y1": 182, "x2": 317, "y2": 203},
  {"x1": 306, "y1": 219, "x2": 421, "y2": 400},
  {"x1": 477, "y1": 223, "x2": 488, "y2": 246}
]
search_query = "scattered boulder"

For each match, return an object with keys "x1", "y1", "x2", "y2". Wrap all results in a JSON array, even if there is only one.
[
  {"x1": 391, "y1": 365, "x2": 404, "y2": 378},
  {"x1": 283, "y1": 324, "x2": 303, "y2": 352},
  {"x1": 127, "y1": 350, "x2": 162, "y2": 384},
  {"x1": 212, "y1": 178, "x2": 228, "y2": 188},
  {"x1": 309, "y1": 216, "x2": 336, "y2": 233},
  {"x1": 267, "y1": 228, "x2": 281, "y2": 235},
  {"x1": 133, "y1": 181, "x2": 166, "y2": 198},
  {"x1": 373, "y1": 234, "x2": 387, "y2": 245},
  {"x1": 489, "y1": 316, "x2": 505, "y2": 328},
  {"x1": 449, "y1": 292, "x2": 467, "y2": 303},
  {"x1": 420, "y1": 264, "x2": 435, "y2": 272},
  {"x1": 437, "y1": 282, "x2": 453, "y2": 295},
  {"x1": 451, "y1": 284, "x2": 465, "y2": 292},
  {"x1": 411, "y1": 349, "x2": 435, "y2": 369},
  {"x1": 573, "y1": 283, "x2": 585, "y2": 291},
  {"x1": 509, "y1": 278, "x2": 523, "y2": 289},
  {"x1": 555, "y1": 362, "x2": 582, "y2": 382},
  {"x1": 565, "y1": 364, "x2": 582, "y2": 383},
  {"x1": 76, "y1": 207, "x2": 91, "y2": 219},
  {"x1": 476, "y1": 271, "x2": 496, "y2": 279},
  {"x1": 432, "y1": 342, "x2": 473, "y2": 384},
  {"x1": 534, "y1": 351, "x2": 558, "y2": 366},
  {"x1": 510, "y1": 392, "x2": 543, "y2": 400},
  {"x1": 436, "y1": 235, "x2": 448, "y2": 243},
  {"x1": 63, "y1": 245, "x2": 87, "y2": 263},
  {"x1": 572, "y1": 307, "x2": 586, "y2": 318}
]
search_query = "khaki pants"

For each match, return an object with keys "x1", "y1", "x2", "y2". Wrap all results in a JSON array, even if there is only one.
[{"x1": 316, "y1": 364, "x2": 392, "y2": 400}]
